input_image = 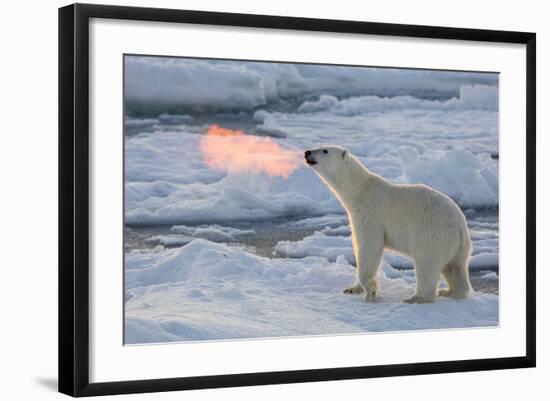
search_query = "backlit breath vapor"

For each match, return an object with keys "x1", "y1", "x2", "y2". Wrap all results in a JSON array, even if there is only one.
[{"x1": 200, "y1": 124, "x2": 302, "y2": 179}]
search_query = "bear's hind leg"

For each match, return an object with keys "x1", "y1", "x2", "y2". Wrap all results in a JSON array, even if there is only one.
[
  {"x1": 440, "y1": 262, "x2": 472, "y2": 299},
  {"x1": 403, "y1": 261, "x2": 442, "y2": 304},
  {"x1": 439, "y1": 264, "x2": 454, "y2": 297}
]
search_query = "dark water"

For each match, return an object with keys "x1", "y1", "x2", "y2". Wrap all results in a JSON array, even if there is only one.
[{"x1": 125, "y1": 218, "x2": 316, "y2": 257}]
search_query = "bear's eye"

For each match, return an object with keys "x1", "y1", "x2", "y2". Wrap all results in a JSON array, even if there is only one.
[{"x1": 323, "y1": 149, "x2": 328, "y2": 154}]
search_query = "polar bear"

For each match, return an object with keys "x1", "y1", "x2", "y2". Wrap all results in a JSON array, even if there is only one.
[{"x1": 304, "y1": 145, "x2": 473, "y2": 303}]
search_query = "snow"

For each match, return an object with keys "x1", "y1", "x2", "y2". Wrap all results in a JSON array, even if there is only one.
[
  {"x1": 298, "y1": 85, "x2": 498, "y2": 114},
  {"x1": 124, "y1": 123, "x2": 498, "y2": 225},
  {"x1": 125, "y1": 239, "x2": 498, "y2": 344},
  {"x1": 123, "y1": 57, "x2": 500, "y2": 344},
  {"x1": 125, "y1": 65, "x2": 498, "y2": 225},
  {"x1": 276, "y1": 232, "x2": 355, "y2": 262},
  {"x1": 125, "y1": 56, "x2": 498, "y2": 115},
  {"x1": 400, "y1": 147, "x2": 498, "y2": 207},
  {"x1": 147, "y1": 224, "x2": 256, "y2": 247},
  {"x1": 147, "y1": 235, "x2": 192, "y2": 247},
  {"x1": 171, "y1": 224, "x2": 255, "y2": 241},
  {"x1": 287, "y1": 215, "x2": 350, "y2": 229},
  {"x1": 469, "y1": 253, "x2": 499, "y2": 270}
]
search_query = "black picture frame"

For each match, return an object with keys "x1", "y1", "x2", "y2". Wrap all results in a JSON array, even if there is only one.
[{"x1": 59, "y1": 3, "x2": 536, "y2": 397}]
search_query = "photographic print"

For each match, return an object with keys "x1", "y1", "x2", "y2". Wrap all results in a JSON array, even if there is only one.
[{"x1": 123, "y1": 55, "x2": 499, "y2": 345}]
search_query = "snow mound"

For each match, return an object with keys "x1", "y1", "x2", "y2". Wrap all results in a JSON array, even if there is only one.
[
  {"x1": 125, "y1": 162, "x2": 344, "y2": 226},
  {"x1": 469, "y1": 253, "x2": 499, "y2": 270},
  {"x1": 287, "y1": 215, "x2": 349, "y2": 229},
  {"x1": 399, "y1": 147, "x2": 498, "y2": 208},
  {"x1": 126, "y1": 185, "x2": 340, "y2": 226},
  {"x1": 125, "y1": 56, "x2": 498, "y2": 115},
  {"x1": 126, "y1": 239, "x2": 262, "y2": 289},
  {"x1": 276, "y1": 232, "x2": 355, "y2": 263},
  {"x1": 171, "y1": 224, "x2": 255, "y2": 242},
  {"x1": 147, "y1": 224, "x2": 256, "y2": 247},
  {"x1": 147, "y1": 235, "x2": 191, "y2": 247},
  {"x1": 298, "y1": 85, "x2": 498, "y2": 115},
  {"x1": 125, "y1": 240, "x2": 498, "y2": 343}
]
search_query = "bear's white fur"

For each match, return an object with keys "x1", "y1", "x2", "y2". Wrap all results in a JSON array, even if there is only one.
[{"x1": 305, "y1": 145, "x2": 473, "y2": 303}]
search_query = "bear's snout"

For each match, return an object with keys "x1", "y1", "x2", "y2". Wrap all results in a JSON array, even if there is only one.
[{"x1": 304, "y1": 150, "x2": 317, "y2": 165}]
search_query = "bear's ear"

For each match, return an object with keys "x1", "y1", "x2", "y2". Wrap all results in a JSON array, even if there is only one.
[{"x1": 342, "y1": 150, "x2": 347, "y2": 159}]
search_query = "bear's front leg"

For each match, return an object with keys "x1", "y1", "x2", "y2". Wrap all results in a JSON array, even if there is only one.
[
  {"x1": 343, "y1": 281, "x2": 364, "y2": 294},
  {"x1": 353, "y1": 228, "x2": 383, "y2": 302},
  {"x1": 363, "y1": 277, "x2": 379, "y2": 302}
]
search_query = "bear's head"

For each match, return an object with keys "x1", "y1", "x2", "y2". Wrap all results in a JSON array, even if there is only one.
[{"x1": 304, "y1": 145, "x2": 351, "y2": 188}]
